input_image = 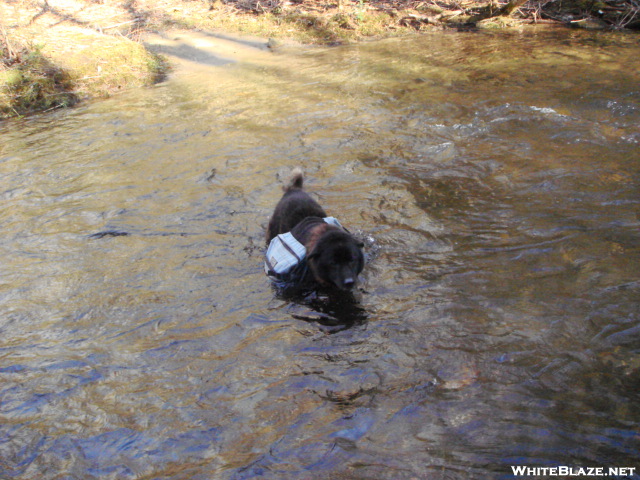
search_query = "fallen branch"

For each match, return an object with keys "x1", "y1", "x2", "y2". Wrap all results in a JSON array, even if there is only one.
[
  {"x1": 101, "y1": 19, "x2": 139, "y2": 30},
  {"x1": 1, "y1": 26, "x2": 18, "y2": 62}
]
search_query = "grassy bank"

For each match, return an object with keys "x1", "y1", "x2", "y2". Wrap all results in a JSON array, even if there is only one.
[
  {"x1": 1, "y1": 37, "x2": 75, "y2": 118},
  {"x1": 144, "y1": 0, "x2": 640, "y2": 39},
  {"x1": 1, "y1": 0, "x2": 639, "y2": 119},
  {"x1": 1, "y1": 30, "x2": 164, "y2": 118}
]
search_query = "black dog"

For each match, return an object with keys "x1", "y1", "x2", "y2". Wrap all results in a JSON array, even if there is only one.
[{"x1": 265, "y1": 168, "x2": 364, "y2": 291}]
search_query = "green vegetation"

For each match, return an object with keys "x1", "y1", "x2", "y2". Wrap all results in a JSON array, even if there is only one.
[
  {"x1": 0, "y1": 39, "x2": 76, "y2": 118},
  {"x1": 1, "y1": 0, "x2": 638, "y2": 119}
]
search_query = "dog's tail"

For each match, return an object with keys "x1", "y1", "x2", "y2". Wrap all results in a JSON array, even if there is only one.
[{"x1": 285, "y1": 167, "x2": 304, "y2": 191}]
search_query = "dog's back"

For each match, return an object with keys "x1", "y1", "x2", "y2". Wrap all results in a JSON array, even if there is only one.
[{"x1": 266, "y1": 168, "x2": 327, "y2": 244}]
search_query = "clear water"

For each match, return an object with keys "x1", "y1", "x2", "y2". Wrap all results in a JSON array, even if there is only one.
[{"x1": 1, "y1": 29, "x2": 639, "y2": 479}]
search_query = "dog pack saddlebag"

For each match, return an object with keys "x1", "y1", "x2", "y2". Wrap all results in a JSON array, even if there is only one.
[
  {"x1": 265, "y1": 232, "x2": 306, "y2": 278},
  {"x1": 264, "y1": 217, "x2": 343, "y2": 280}
]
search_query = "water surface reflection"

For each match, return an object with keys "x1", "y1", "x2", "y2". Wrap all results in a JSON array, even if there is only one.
[{"x1": 1, "y1": 29, "x2": 639, "y2": 479}]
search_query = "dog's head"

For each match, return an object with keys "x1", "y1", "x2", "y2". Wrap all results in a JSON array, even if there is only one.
[{"x1": 307, "y1": 230, "x2": 364, "y2": 291}]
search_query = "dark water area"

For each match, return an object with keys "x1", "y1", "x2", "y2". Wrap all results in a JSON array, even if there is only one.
[{"x1": 1, "y1": 29, "x2": 639, "y2": 479}]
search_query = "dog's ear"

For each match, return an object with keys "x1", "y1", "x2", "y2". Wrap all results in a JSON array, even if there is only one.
[{"x1": 357, "y1": 242, "x2": 364, "y2": 249}]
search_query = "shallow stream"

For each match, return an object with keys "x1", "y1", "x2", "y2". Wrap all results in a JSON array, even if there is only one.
[{"x1": 1, "y1": 29, "x2": 639, "y2": 479}]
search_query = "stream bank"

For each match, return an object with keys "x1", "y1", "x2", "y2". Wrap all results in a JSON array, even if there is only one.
[{"x1": 1, "y1": 0, "x2": 639, "y2": 118}]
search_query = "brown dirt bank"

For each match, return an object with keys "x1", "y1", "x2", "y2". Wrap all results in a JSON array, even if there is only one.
[{"x1": 2, "y1": 0, "x2": 639, "y2": 118}]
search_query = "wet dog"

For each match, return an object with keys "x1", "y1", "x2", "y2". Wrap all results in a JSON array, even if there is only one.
[{"x1": 265, "y1": 168, "x2": 364, "y2": 291}]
